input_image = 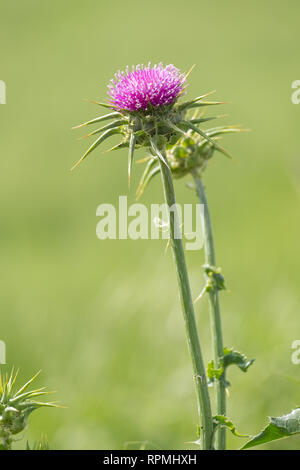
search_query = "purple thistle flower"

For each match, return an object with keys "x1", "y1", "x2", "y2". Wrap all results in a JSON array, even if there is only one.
[
  {"x1": 107, "y1": 63, "x2": 186, "y2": 112},
  {"x1": 72, "y1": 63, "x2": 227, "y2": 172}
]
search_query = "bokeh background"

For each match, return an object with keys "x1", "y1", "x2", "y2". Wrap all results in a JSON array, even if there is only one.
[{"x1": 1, "y1": 0, "x2": 300, "y2": 450}]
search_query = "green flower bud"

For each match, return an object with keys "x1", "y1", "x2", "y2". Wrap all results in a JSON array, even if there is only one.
[{"x1": 0, "y1": 370, "x2": 58, "y2": 450}]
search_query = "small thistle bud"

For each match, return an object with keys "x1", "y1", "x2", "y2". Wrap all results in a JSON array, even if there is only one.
[
  {"x1": 0, "y1": 370, "x2": 58, "y2": 450},
  {"x1": 167, "y1": 125, "x2": 244, "y2": 179},
  {"x1": 136, "y1": 125, "x2": 244, "y2": 197}
]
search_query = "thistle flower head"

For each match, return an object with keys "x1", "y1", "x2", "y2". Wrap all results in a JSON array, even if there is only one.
[
  {"x1": 0, "y1": 369, "x2": 57, "y2": 450},
  {"x1": 72, "y1": 63, "x2": 229, "y2": 183},
  {"x1": 107, "y1": 63, "x2": 186, "y2": 111}
]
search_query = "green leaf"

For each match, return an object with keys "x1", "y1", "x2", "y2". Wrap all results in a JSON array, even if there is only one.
[
  {"x1": 183, "y1": 101, "x2": 225, "y2": 110},
  {"x1": 213, "y1": 415, "x2": 248, "y2": 438},
  {"x1": 190, "y1": 117, "x2": 217, "y2": 124},
  {"x1": 71, "y1": 128, "x2": 122, "y2": 170},
  {"x1": 207, "y1": 360, "x2": 224, "y2": 382},
  {"x1": 182, "y1": 121, "x2": 232, "y2": 159},
  {"x1": 178, "y1": 91, "x2": 217, "y2": 110},
  {"x1": 206, "y1": 126, "x2": 246, "y2": 138},
  {"x1": 26, "y1": 436, "x2": 50, "y2": 450},
  {"x1": 149, "y1": 138, "x2": 169, "y2": 168},
  {"x1": 164, "y1": 120, "x2": 188, "y2": 137},
  {"x1": 223, "y1": 348, "x2": 254, "y2": 373},
  {"x1": 72, "y1": 112, "x2": 121, "y2": 129},
  {"x1": 85, "y1": 99, "x2": 115, "y2": 109},
  {"x1": 136, "y1": 158, "x2": 156, "y2": 196},
  {"x1": 107, "y1": 141, "x2": 129, "y2": 152},
  {"x1": 207, "y1": 348, "x2": 254, "y2": 388},
  {"x1": 241, "y1": 408, "x2": 300, "y2": 449},
  {"x1": 136, "y1": 165, "x2": 160, "y2": 199},
  {"x1": 79, "y1": 120, "x2": 125, "y2": 139}
]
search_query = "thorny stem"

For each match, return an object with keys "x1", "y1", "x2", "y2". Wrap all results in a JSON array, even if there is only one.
[
  {"x1": 157, "y1": 147, "x2": 214, "y2": 450},
  {"x1": 192, "y1": 172, "x2": 226, "y2": 450}
]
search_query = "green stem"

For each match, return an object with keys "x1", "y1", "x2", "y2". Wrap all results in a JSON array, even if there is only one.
[
  {"x1": 192, "y1": 172, "x2": 226, "y2": 450},
  {"x1": 0, "y1": 432, "x2": 12, "y2": 450},
  {"x1": 157, "y1": 147, "x2": 213, "y2": 450}
]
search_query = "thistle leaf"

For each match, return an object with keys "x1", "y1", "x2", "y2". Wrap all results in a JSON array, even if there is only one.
[
  {"x1": 223, "y1": 348, "x2": 255, "y2": 373},
  {"x1": 207, "y1": 360, "x2": 224, "y2": 382},
  {"x1": 84, "y1": 99, "x2": 114, "y2": 109},
  {"x1": 107, "y1": 141, "x2": 129, "y2": 152},
  {"x1": 72, "y1": 112, "x2": 121, "y2": 129},
  {"x1": 14, "y1": 371, "x2": 41, "y2": 396},
  {"x1": 185, "y1": 101, "x2": 226, "y2": 110},
  {"x1": 150, "y1": 139, "x2": 169, "y2": 168},
  {"x1": 190, "y1": 117, "x2": 217, "y2": 124},
  {"x1": 136, "y1": 165, "x2": 160, "y2": 199},
  {"x1": 206, "y1": 126, "x2": 247, "y2": 138},
  {"x1": 213, "y1": 415, "x2": 248, "y2": 438},
  {"x1": 136, "y1": 158, "x2": 156, "y2": 196},
  {"x1": 178, "y1": 91, "x2": 216, "y2": 110},
  {"x1": 10, "y1": 389, "x2": 51, "y2": 404},
  {"x1": 79, "y1": 120, "x2": 125, "y2": 139},
  {"x1": 71, "y1": 128, "x2": 122, "y2": 170},
  {"x1": 207, "y1": 348, "x2": 254, "y2": 387},
  {"x1": 183, "y1": 121, "x2": 232, "y2": 159},
  {"x1": 241, "y1": 409, "x2": 300, "y2": 449},
  {"x1": 164, "y1": 120, "x2": 189, "y2": 137},
  {"x1": 26, "y1": 436, "x2": 50, "y2": 450}
]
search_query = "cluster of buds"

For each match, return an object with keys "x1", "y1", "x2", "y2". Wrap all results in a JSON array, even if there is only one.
[
  {"x1": 167, "y1": 125, "x2": 243, "y2": 179},
  {"x1": 0, "y1": 370, "x2": 57, "y2": 450},
  {"x1": 72, "y1": 63, "x2": 238, "y2": 184},
  {"x1": 137, "y1": 124, "x2": 243, "y2": 197}
]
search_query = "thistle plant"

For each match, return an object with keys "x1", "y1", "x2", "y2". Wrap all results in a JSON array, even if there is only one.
[
  {"x1": 0, "y1": 370, "x2": 57, "y2": 450},
  {"x1": 72, "y1": 63, "x2": 300, "y2": 450},
  {"x1": 72, "y1": 63, "x2": 220, "y2": 449}
]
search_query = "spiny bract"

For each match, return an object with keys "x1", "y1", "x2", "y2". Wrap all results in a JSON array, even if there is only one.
[{"x1": 0, "y1": 370, "x2": 57, "y2": 450}]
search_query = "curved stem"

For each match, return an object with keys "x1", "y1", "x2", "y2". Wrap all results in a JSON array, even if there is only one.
[
  {"x1": 192, "y1": 171, "x2": 226, "y2": 450},
  {"x1": 157, "y1": 147, "x2": 213, "y2": 450}
]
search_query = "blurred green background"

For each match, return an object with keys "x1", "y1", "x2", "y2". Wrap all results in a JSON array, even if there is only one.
[{"x1": 1, "y1": 0, "x2": 300, "y2": 450}]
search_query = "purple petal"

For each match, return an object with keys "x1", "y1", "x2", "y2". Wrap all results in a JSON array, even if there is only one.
[{"x1": 107, "y1": 63, "x2": 186, "y2": 111}]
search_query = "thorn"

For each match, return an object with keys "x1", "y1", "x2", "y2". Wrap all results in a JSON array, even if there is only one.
[
  {"x1": 137, "y1": 156, "x2": 152, "y2": 164},
  {"x1": 185, "y1": 64, "x2": 196, "y2": 80},
  {"x1": 164, "y1": 238, "x2": 171, "y2": 254},
  {"x1": 193, "y1": 285, "x2": 208, "y2": 304}
]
